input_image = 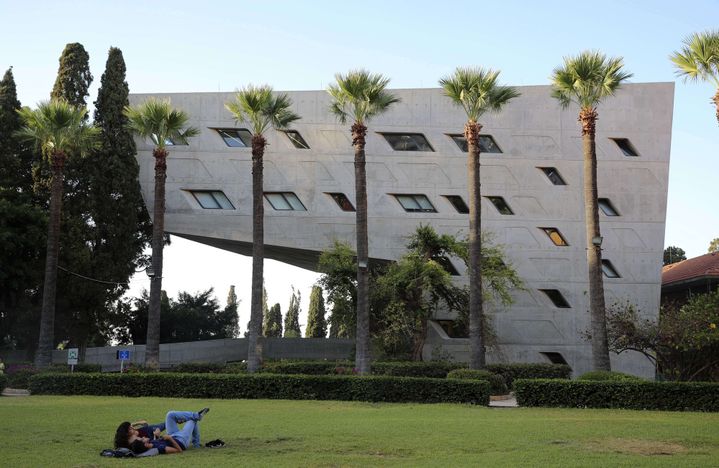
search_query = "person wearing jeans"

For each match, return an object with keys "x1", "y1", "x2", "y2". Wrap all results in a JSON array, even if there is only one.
[{"x1": 116, "y1": 407, "x2": 209, "y2": 455}]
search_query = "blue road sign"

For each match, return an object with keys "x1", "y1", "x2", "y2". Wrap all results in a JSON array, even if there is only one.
[{"x1": 118, "y1": 350, "x2": 130, "y2": 361}]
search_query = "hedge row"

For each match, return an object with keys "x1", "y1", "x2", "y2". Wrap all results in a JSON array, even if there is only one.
[
  {"x1": 514, "y1": 379, "x2": 719, "y2": 412},
  {"x1": 0, "y1": 374, "x2": 7, "y2": 390},
  {"x1": 4, "y1": 363, "x2": 102, "y2": 388},
  {"x1": 484, "y1": 364, "x2": 571, "y2": 388},
  {"x1": 29, "y1": 372, "x2": 490, "y2": 405},
  {"x1": 446, "y1": 369, "x2": 508, "y2": 395}
]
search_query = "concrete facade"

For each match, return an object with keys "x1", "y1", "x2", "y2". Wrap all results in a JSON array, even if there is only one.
[{"x1": 130, "y1": 83, "x2": 674, "y2": 378}]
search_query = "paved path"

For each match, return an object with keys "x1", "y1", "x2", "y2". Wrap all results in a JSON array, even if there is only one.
[
  {"x1": 489, "y1": 393, "x2": 518, "y2": 408},
  {"x1": 2, "y1": 388, "x2": 30, "y2": 397}
]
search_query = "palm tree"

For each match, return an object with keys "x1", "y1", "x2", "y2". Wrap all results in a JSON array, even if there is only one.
[
  {"x1": 439, "y1": 68, "x2": 519, "y2": 369},
  {"x1": 671, "y1": 30, "x2": 719, "y2": 125},
  {"x1": 16, "y1": 100, "x2": 100, "y2": 368},
  {"x1": 124, "y1": 99, "x2": 199, "y2": 369},
  {"x1": 328, "y1": 70, "x2": 399, "y2": 375},
  {"x1": 225, "y1": 86, "x2": 300, "y2": 373},
  {"x1": 551, "y1": 51, "x2": 632, "y2": 371}
]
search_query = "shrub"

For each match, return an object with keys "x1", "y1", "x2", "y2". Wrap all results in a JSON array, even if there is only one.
[
  {"x1": 262, "y1": 361, "x2": 341, "y2": 375},
  {"x1": 6, "y1": 364, "x2": 39, "y2": 388},
  {"x1": 578, "y1": 371, "x2": 643, "y2": 382},
  {"x1": 29, "y1": 373, "x2": 490, "y2": 405},
  {"x1": 224, "y1": 362, "x2": 247, "y2": 373},
  {"x1": 169, "y1": 362, "x2": 227, "y2": 373},
  {"x1": 514, "y1": 379, "x2": 719, "y2": 412},
  {"x1": 372, "y1": 362, "x2": 463, "y2": 378},
  {"x1": 447, "y1": 369, "x2": 509, "y2": 395},
  {"x1": 0, "y1": 374, "x2": 7, "y2": 390},
  {"x1": 485, "y1": 363, "x2": 571, "y2": 388},
  {"x1": 49, "y1": 363, "x2": 102, "y2": 373}
]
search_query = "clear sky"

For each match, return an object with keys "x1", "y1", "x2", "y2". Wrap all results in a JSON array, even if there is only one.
[{"x1": 2, "y1": 0, "x2": 718, "y2": 331}]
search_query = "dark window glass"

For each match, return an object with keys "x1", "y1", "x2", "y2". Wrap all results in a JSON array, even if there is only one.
[
  {"x1": 443, "y1": 195, "x2": 469, "y2": 214},
  {"x1": 215, "y1": 128, "x2": 252, "y2": 147},
  {"x1": 190, "y1": 190, "x2": 235, "y2": 209},
  {"x1": 486, "y1": 196, "x2": 514, "y2": 215},
  {"x1": 538, "y1": 167, "x2": 567, "y2": 185},
  {"x1": 540, "y1": 352, "x2": 569, "y2": 365},
  {"x1": 601, "y1": 260, "x2": 621, "y2": 278},
  {"x1": 434, "y1": 319, "x2": 469, "y2": 338},
  {"x1": 539, "y1": 289, "x2": 571, "y2": 308},
  {"x1": 436, "y1": 257, "x2": 460, "y2": 276},
  {"x1": 264, "y1": 192, "x2": 306, "y2": 211},
  {"x1": 284, "y1": 130, "x2": 310, "y2": 149},
  {"x1": 611, "y1": 138, "x2": 639, "y2": 157},
  {"x1": 394, "y1": 194, "x2": 436, "y2": 212},
  {"x1": 382, "y1": 133, "x2": 434, "y2": 152},
  {"x1": 327, "y1": 192, "x2": 355, "y2": 212},
  {"x1": 540, "y1": 227, "x2": 569, "y2": 246},
  {"x1": 598, "y1": 198, "x2": 620, "y2": 216},
  {"x1": 450, "y1": 134, "x2": 502, "y2": 153}
]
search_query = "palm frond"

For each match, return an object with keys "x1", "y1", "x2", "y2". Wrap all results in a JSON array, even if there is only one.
[
  {"x1": 327, "y1": 69, "x2": 399, "y2": 125},
  {"x1": 670, "y1": 30, "x2": 719, "y2": 86},
  {"x1": 439, "y1": 67, "x2": 519, "y2": 121},
  {"x1": 124, "y1": 98, "x2": 198, "y2": 149},
  {"x1": 550, "y1": 51, "x2": 632, "y2": 109},
  {"x1": 225, "y1": 85, "x2": 300, "y2": 135}
]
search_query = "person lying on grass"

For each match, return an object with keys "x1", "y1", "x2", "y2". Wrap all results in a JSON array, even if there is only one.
[{"x1": 115, "y1": 408, "x2": 209, "y2": 455}]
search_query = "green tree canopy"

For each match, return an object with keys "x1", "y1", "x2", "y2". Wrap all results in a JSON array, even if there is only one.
[
  {"x1": 305, "y1": 285, "x2": 327, "y2": 338},
  {"x1": 670, "y1": 30, "x2": 719, "y2": 124},
  {"x1": 663, "y1": 246, "x2": 687, "y2": 265},
  {"x1": 284, "y1": 287, "x2": 302, "y2": 338},
  {"x1": 263, "y1": 303, "x2": 283, "y2": 338},
  {"x1": 708, "y1": 238, "x2": 719, "y2": 253},
  {"x1": 51, "y1": 43, "x2": 93, "y2": 108}
]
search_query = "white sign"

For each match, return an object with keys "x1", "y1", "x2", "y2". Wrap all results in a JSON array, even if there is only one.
[{"x1": 67, "y1": 348, "x2": 79, "y2": 365}]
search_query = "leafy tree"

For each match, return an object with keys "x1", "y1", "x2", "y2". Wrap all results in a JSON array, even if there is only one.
[
  {"x1": 305, "y1": 285, "x2": 327, "y2": 338},
  {"x1": 51, "y1": 43, "x2": 93, "y2": 108},
  {"x1": 551, "y1": 51, "x2": 632, "y2": 371},
  {"x1": 224, "y1": 285, "x2": 240, "y2": 338},
  {"x1": 439, "y1": 67, "x2": 519, "y2": 369},
  {"x1": 124, "y1": 99, "x2": 199, "y2": 368},
  {"x1": 263, "y1": 303, "x2": 283, "y2": 337},
  {"x1": 709, "y1": 238, "x2": 719, "y2": 253},
  {"x1": 284, "y1": 287, "x2": 302, "y2": 338},
  {"x1": 606, "y1": 292, "x2": 719, "y2": 381},
  {"x1": 671, "y1": 30, "x2": 719, "y2": 125},
  {"x1": 225, "y1": 85, "x2": 300, "y2": 372},
  {"x1": 318, "y1": 241, "x2": 357, "y2": 338},
  {"x1": 0, "y1": 67, "x2": 45, "y2": 353},
  {"x1": 15, "y1": 101, "x2": 100, "y2": 367},
  {"x1": 328, "y1": 70, "x2": 399, "y2": 374},
  {"x1": 664, "y1": 246, "x2": 687, "y2": 265}
]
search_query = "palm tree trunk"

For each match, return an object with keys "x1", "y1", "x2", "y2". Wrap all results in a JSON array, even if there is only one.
[
  {"x1": 466, "y1": 122, "x2": 485, "y2": 369},
  {"x1": 247, "y1": 135, "x2": 267, "y2": 373},
  {"x1": 580, "y1": 107, "x2": 611, "y2": 371},
  {"x1": 352, "y1": 122, "x2": 371, "y2": 375},
  {"x1": 145, "y1": 148, "x2": 167, "y2": 369},
  {"x1": 35, "y1": 150, "x2": 66, "y2": 368}
]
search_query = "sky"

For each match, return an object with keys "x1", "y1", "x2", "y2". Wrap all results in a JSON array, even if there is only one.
[{"x1": 2, "y1": 0, "x2": 718, "y2": 332}]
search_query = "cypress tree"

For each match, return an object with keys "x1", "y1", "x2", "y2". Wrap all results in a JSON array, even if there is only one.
[
  {"x1": 51, "y1": 43, "x2": 92, "y2": 107},
  {"x1": 223, "y1": 285, "x2": 239, "y2": 338},
  {"x1": 305, "y1": 285, "x2": 327, "y2": 338},
  {"x1": 0, "y1": 67, "x2": 46, "y2": 353},
  {"x1": 263, "y1": 303, "x2": 283, "y2": 337},
  {"x1": 284, "y1": 287, "x2": 302, "y2": 338}
]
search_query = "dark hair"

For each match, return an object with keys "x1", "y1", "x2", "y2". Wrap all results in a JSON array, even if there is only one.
[
  {"x1": 114, "y1": 421, "x2": 131, "y2": 449},
  {"x1": 130, "y1": 439, "x2": 150, "y2": 454}
]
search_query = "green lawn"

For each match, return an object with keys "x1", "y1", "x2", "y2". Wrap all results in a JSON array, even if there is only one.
[{"x1": 1, "y1": 396, "x2": 717, "y2": 467}]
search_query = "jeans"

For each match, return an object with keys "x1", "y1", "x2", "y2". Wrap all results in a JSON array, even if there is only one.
[{"x1": 165, "y1": 410, "x2": 202, "y2": 449}]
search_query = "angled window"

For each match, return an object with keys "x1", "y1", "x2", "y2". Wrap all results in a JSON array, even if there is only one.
[
  {"x1": 326, "y1": 192, "x2": 355, "y2": 212},
  {"x1": 283, "y1": 130, "x2": 310, "y2": 149},
  {"x1": 443, "y1": 195, "x2": 469, "y2": 214},
  {"x1": 189, "y1": 190, "x2": 235, "y2": 209},
  {"x1": 215, "y1": 128, "x2": 252, "y2": 147},
  {"x1": 449, "y1": 134, "x2": 502, "y2": 153},
  {"x1": 394, "y1": 194, "x2": 436, "y2": 213},
  {"x1": 598, "y1": 198, "x2": 620, "y2": 216},
  {"x1": 539, "y1": 289, "x2": 571, "y2": 308},
  {"x1": 153, "y1": 135, "x2": 187, "y2": 146},
  {"x1": 381, "y1": 133, "x2": 434, "y2": 152},
  {"x1": 540, "y1": 352, "x2": 569, "y2": 365},
  {"x1": 486, "y1": 196, "x2": 514, "y2": 215},
  {"x1": 436, "y1": 257, "x2": 460, "y2": 276},
  {"x1": 538, "y1": 167, "x2": 567, "y2": 185},
  {"x1": 601, "y1": 260, "x2": 621, "y2": 278},
  {"x1": 264, "y1": 192, "x2": 306, "y2": 211},
  {"x1": 611, "y1": 138, "x2": 639, "y2": 157},
  {"x1": 540, "y1": 227, "x2": 569, "y2": 246}
]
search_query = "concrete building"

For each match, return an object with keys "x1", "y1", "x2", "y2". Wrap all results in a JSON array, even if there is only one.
[{"x1": 130, "y1": 83, "x2": 673, "y2": 377}]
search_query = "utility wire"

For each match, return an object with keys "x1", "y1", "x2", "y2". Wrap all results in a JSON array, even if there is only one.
[{"x1": 57, "y1": 265, "x2": 135, "y2": 286}]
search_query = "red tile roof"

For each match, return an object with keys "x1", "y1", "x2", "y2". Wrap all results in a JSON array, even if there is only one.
[{"x1": 662, "y1": 252, "x2": 719, "y2": 286}]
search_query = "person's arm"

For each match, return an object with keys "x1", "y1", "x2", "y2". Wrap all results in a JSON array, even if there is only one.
[
  {"x1": 163, "y1": 435, "x2": 182, "y2": 452},
  {"x1": 131, "y1": 419, "x2": 148, "y2": 428}
]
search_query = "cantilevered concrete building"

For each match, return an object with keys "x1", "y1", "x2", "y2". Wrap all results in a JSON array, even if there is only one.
[{"x1": 130, "y1": 83, "x2": 673, "y2": 377}]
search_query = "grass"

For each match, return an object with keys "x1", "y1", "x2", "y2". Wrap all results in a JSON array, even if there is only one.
[{"x1": 0, "y1": 396, "x2": 717, "y2": 467}]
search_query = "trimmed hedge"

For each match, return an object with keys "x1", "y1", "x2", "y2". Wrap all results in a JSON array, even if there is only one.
[
  {"x1": 261, "y1": 361, "x2": 464, "y2": 378},
  {"x1": 485, "y1": 364, "x2": 572, "y2": 388},
  {"x1": 515, "y1": 379, "x2": 719, "y2": 412},
  {"x1": 29, "y1": 372, "x2": 490, "y2": 405},
  {"x1": 578, "y1": 371, "x2": 643, "y2": 382},
  {"x1": 0, "y1": 374, "x2": 7, "y2": 390},
  {"x1": 169, "y1": 362, "x2": 227, "y2": 374},
  {"x1": 447, "y1": 369, "x2": 508, "y2": 396}
]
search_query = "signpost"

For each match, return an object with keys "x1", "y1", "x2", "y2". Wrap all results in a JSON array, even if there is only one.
[
  {"x1": 117, "y1": 349, "x2": 130, "y2": 372},
  {"x1": 67, "y1": 348, "x2": 79, "y2": 373}
]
